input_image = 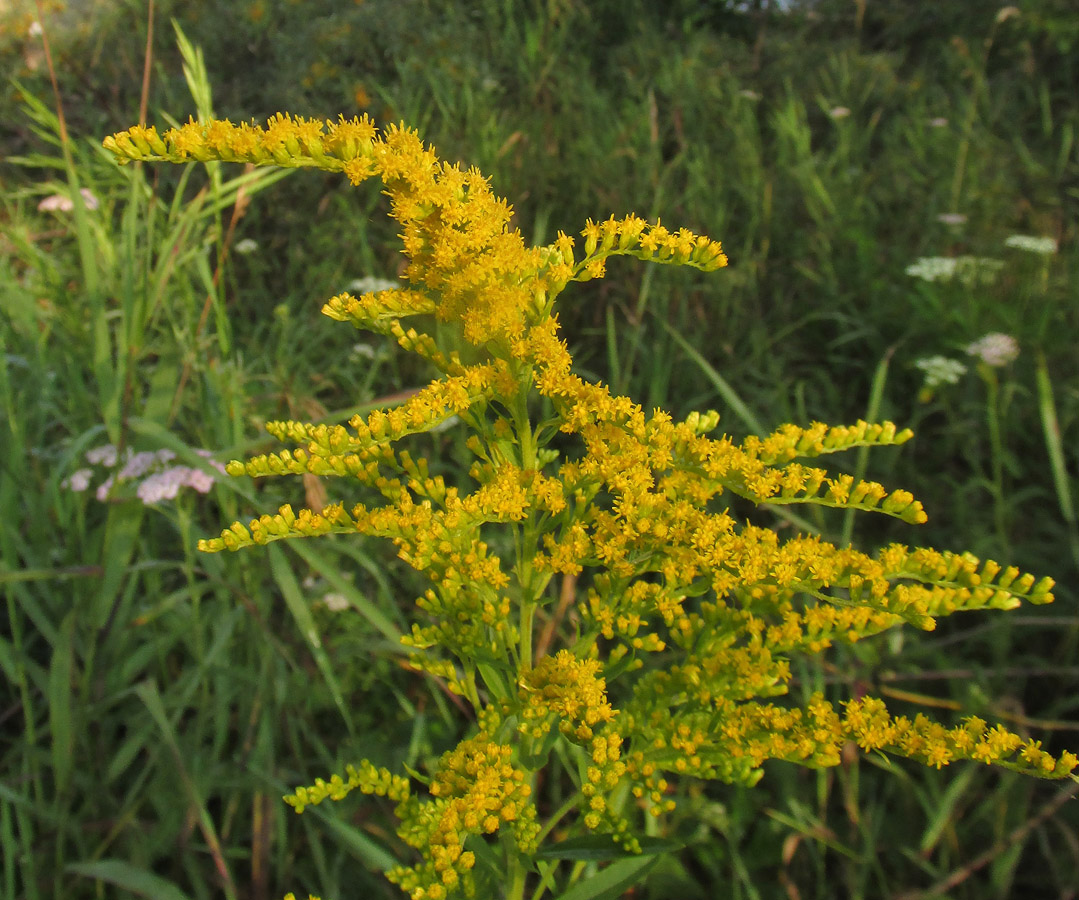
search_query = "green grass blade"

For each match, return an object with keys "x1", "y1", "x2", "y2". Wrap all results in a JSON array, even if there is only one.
[
  {"x1": 1035, "y1": 351, "x2": 1079, "y2": 570},
  {"x1": 658, "y1": 317, "x2": 766, "y2": 435},
  {"x1": 840, "y1": 347, "x2": 892, "y2": 547},
  {"x1": 134, "y1": 680, "x2": 237, "y2": 900},
  {"x1": 1, "y1": 796, "x2": 15, "y2": 900},
  {"x1": 66, "y1": 859, "x2": 193, "y2": 900},
  {"x1": 47, "y1": 611, "x2": 75, "y2": 796},
  {"x1": 268, "y1": 543, "x2": 355, "y2": 731},
  {"x1": 94, "y1": 504, "x2": 145, "y2": 628},
  {"x1": 919, "y1": 765, "x2": 977, "y2": 854},
  {"x1": 290, "y1": 541, "x2": 404, "y2": 646},
  {"x1": 312, "y1": 808, "x2": 400, "y2": 871},
  {"x1": 552, "y1": 856, "x2": 658, "y2": 900}
]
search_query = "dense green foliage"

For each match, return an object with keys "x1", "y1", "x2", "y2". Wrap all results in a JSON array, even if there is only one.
[{"x1": 2, "y1": 2, "x2": 1077, "y2": 899}]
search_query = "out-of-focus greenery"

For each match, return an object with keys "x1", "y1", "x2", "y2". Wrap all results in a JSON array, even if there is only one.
[{"x1": 2, "y1": 1, "x2": 1076, "y2": 899}]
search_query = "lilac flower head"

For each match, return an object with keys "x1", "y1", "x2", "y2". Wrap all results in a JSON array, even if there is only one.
[
  {"x1": 66, "y1": 441, "x2": 224, "y2": 504},
  {"x1": 136, "y1": 468, "x2": 186, "y2": 503},
  {"x1": 119, "y1": 449, "x2": 174, "y2": 481},
  {"x1": 63, "y1": 469, "x2": 94, "y2": 492},
  {"x1": 86, "y1": 444, "x2": 119, "y2": 467},
  {"x1": 38, "y1": 188, "x2": 99, "y2": 213}
]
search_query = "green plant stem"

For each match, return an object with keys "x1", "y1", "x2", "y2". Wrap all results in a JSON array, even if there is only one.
[
  {"x1": 980, "y1": 364, "x2": 1009, "y2": 553},
  {"x1": 513, "y1": 370, "x2": 538, "y2": 670},
  {"x1": 507, "y1": 853, "x2": 528, "y2": 900},
  {"x1": 533, "y1": 793, "x2": 582, "y2": 848},
  {"x1": 463, "y1": 664, "x2": 482, "y2": 711},
  {"x1": 519, "y1": 600, "x2": 535, "y2": 672}
]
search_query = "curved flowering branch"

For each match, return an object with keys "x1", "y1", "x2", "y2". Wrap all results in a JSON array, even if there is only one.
[{"x1": 106, "y1": 114, "x2": 1077, "y2": 900}]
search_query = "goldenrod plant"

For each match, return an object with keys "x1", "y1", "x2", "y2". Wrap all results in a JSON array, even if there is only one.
[{"x1": 105, "y1": 114, "x2": 1077, "y2": 900}]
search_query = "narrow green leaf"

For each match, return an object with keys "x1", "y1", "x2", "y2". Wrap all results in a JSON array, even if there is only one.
[
  {"x1": 47, "y1": 611, "x2": 76, "y2": 795},
  {"x1": 552, "y1": 855, "x2": 658, "y2": 900},
  {"x1": 840, "y1": 347, "x2": 892, "y2": 547},
  {"x1": 919, "y1": 765, "x2": 977, "y2": 854},
  {"x1": 1036, "y1": 351, "x2": 1079, "y2": 570},
  {"x1": 0, "y1": 565, "x2": 102, "y2": 585},
  {"x1": 659, "y1": 319, "x2": 818, "y2": 534},
  {"x1": 310, "y1": 808, "x2": 400, "y2": 871},
  {"x1": 268, "y1": 544, "x2": 353, "y2": 731},
  {"x1": 536, "y1": 834, "x2": 683, "y2": 861},
  {"x1": 604, "y1": 306, "x2": 621, "y2": 392},
  {"x1": 0, "y1": 633, "x2": 15, "y2": 686},
  {"x1": 2, "y1": 795, "x2": 16, "y2": 900},
  {"x1": 290, "y1": 541, "x2": 403, "y2": 645},
  {"x1": 659, "y1": 318, "x2": 766, "y2": 436},
  {"x1": 172, "y1": 20, "x2": 214, "y2": 125},
  {"x1": 95, "y1": 503, "x2": 145, "y2": 628},
  {"x1": 134, "y1": 681, "x2": 237, "y2": 900},
  {"x1": 66, "y1": 859, "x2": 192, "y2": 900}
]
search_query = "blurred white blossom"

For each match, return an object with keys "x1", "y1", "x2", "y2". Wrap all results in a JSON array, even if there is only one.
[
  {"x1": 234, "y1": 238, "x2": 259, "y2": 254},
  {"x1": 828, "y1": 106, "x2": 851, "y2": 119},
  {"x1": 915, "y1": 355, "x2": 967, "y2": 388},
  {"x1": 905, "y1": 255, "x2": 1003, "y2": 286},
  {"x1": 350, "y1": 343, "x2": 378, "y2": 360},
  {"x1": 347, "y1": 276, "x2": 399, "y2": 294},
  {"x1": 928, "y1": 117, "x2": 949, "y2": 127},
  {"x1": 431, "y1": 415, "x2": 461, "y2": 434},
  {"x1": 1004, "y1": 234, "x2": 1057, "y2": 255},
  {"x1": 321, "y1": 592, "x2": 349, "y2": 612},
  {"x1": 966, "y1": 333, "x2": 1019, "y2": 367},
  {"x1": 906, "y1": 257, "x2": 956, "y2": 281},
  {"x1": 936, "y1": 213, "x2": 967, "y2": 226}
]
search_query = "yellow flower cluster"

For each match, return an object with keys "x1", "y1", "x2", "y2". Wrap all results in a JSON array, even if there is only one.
[
  {"x1": 843, "y1": 697, "x2": 1079, "y2": 775},
  {"x1": 283, "y1": 759, "x2": 410, "y2": 814},
  {"x1": 106, "y1": 114, "x2": 724, "y2": 347},
  {"x1": 388, "y1": 735, "x2": 539, "y2": 900},
  {"x1": 622, "y1": 695, "x2": 846, "y2": 793},
  {"x1": 106, "y1": 112, "x2": 1077, "y2": 898},
  {"x1": 518, "y1": 650, "x2": 615, "y2": 742},
  {"x1": 514, "y1": 651, "x2": 636, "y2": 844}
]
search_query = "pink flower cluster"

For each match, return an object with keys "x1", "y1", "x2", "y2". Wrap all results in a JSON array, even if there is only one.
[
  {"x1": 38, "y1": 188, "x2": 99, "y2": 212},
  {"x1": 63, "y1": 444, "x2": 226, "y2": 505}
]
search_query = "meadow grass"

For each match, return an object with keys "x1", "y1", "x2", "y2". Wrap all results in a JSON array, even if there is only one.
[{"x1": 1, "y1": 1, "x2": 1077, "y2": 898}]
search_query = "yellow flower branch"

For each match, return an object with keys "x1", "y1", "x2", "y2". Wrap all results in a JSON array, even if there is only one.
[{"x1": 105, "y1": 112, "x2": 1077, "y2": 900}]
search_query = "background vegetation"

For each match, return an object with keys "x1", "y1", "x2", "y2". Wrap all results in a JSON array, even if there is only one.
[{"x1": 2, "y1": 0, "x2": 1077, "y2": 898}]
